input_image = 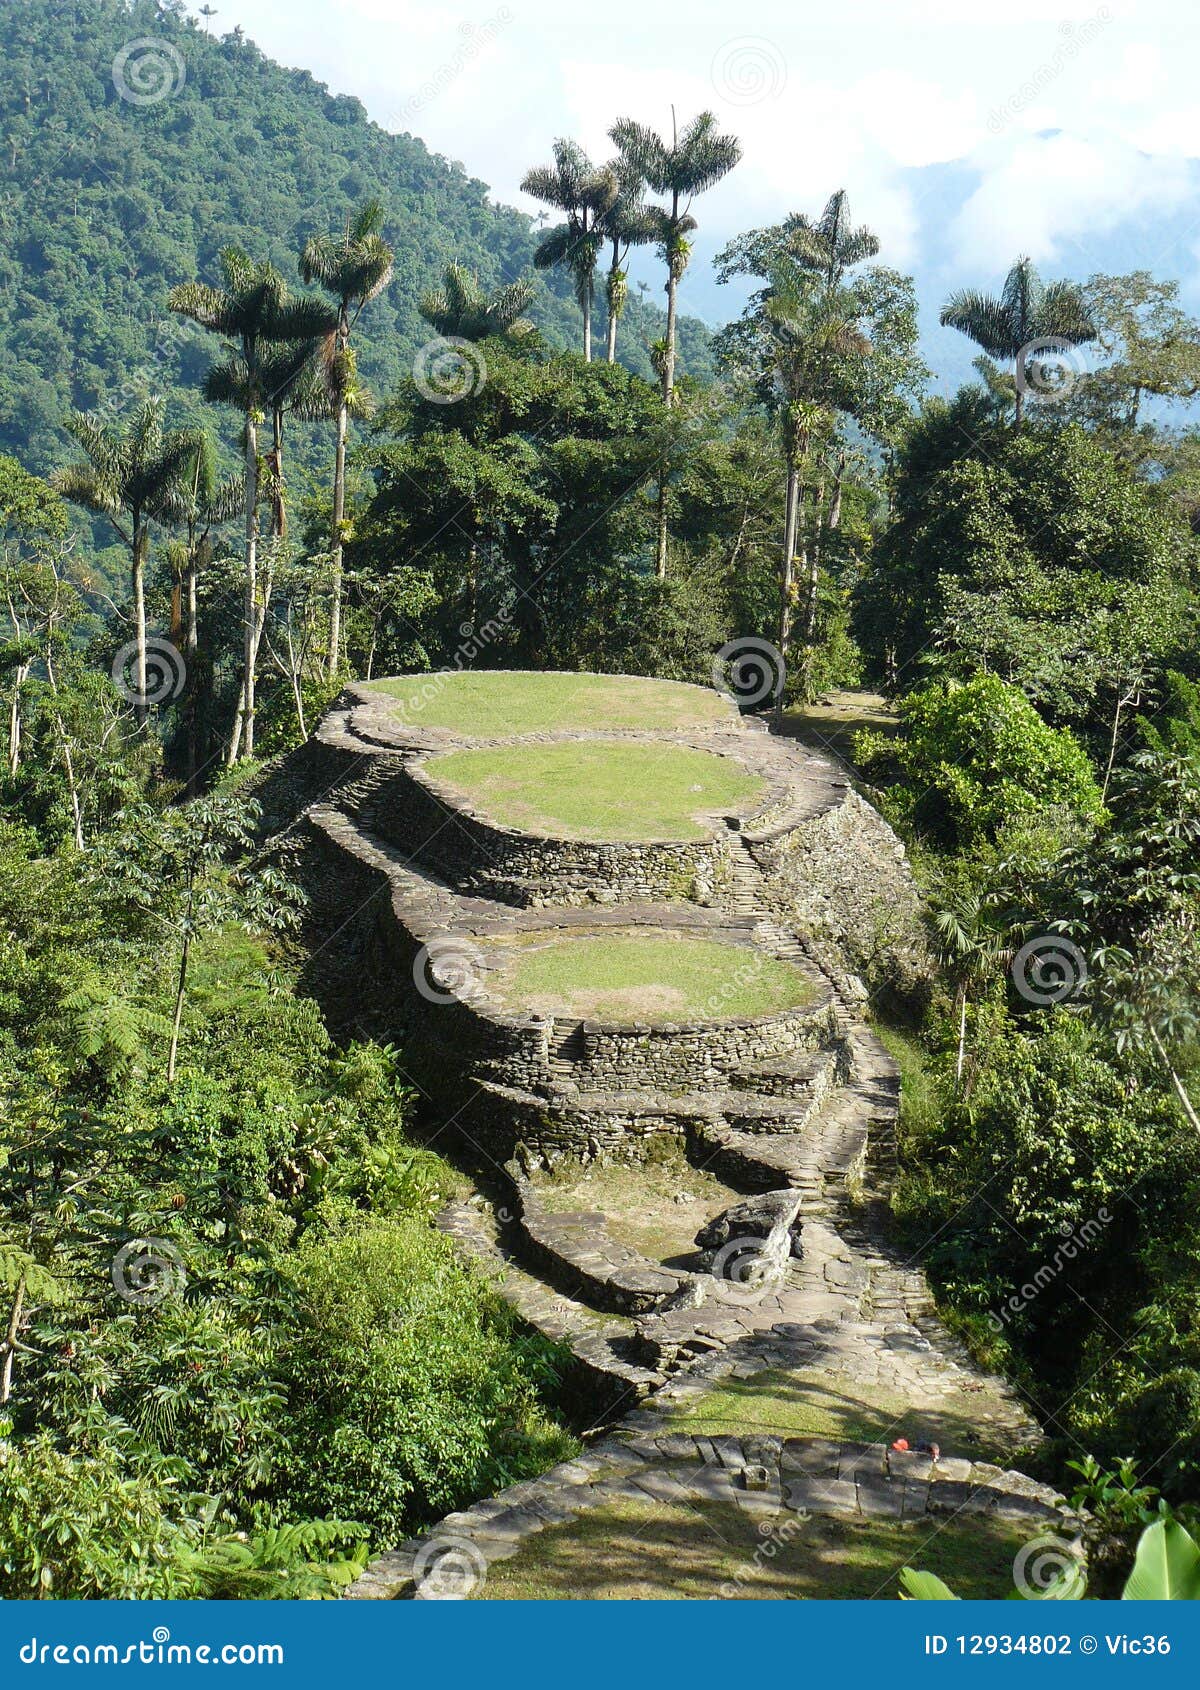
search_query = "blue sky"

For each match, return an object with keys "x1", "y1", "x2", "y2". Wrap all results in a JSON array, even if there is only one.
[{"x1": 213, "y1": 0, "x2": 1200, "y2": 389}]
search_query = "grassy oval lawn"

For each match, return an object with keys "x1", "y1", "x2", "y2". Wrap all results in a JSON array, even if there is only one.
[
  {"x1": 425, "y1": 741, "x2": 765, "y2": 840},
  {"x1": 368, "y1": 670, "x2": 733, "y2": 736},
  {"x1": 482, "y1": 932, "x2": 815, "y2": 1022},
  {"x1": 472, "y1": 1495, "x2": 1029, "y2": 1600}
]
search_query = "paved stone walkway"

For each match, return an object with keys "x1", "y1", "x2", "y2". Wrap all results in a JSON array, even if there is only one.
[{"x1": 347, "y1": 1429, "x2": 1072, "y2": 1600}]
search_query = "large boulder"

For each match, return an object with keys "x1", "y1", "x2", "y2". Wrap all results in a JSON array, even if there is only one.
[{"x1": 694, "y1": 1189, "x2": 803, "y2": 1266}]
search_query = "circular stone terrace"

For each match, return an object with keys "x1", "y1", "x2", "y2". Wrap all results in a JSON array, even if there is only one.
[
  {"x1": 364, "y1": 669, "x2": 736, "y2": 740},
  {"x1": 305, "y1": 670, "x2": 858, "y2": 992},
  {"x1": 476, "y1": 929, "x2": 817, "y2": 1022}
]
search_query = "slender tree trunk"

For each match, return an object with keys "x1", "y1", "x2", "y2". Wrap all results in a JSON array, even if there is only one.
[
  {"x1": 45, "y1": 646, "x2": 83, "y2": 849},
  {"x1": 799, "y1": 478, "x2": 824, "y2": 701},
  {"x1": 774, "y1": 456, "x2": 800, "y2": 729},
  {"x1": 1150, "y1": 1026, "x2": 1200, "y2": 1135},
  {"x1": 228, "y1": 415, "x2": 259, "y2": 764},
  {"x1": 184, "y1": 534, "x2": 202, "y2": 796},
  {"x1": 8, "y1": 658, "x2": 29, "y2": 775},
  {"x1": 167, "y1": 929, "x2": 191, "y2": 1085},
  {"x1": 0, "y1": 1271, "x2": 25, "y2": 1405},
  {"x1": 328, "y1": 393, "x2": 348, "y2": 678},
  {"x1": 131, "y1": 522, "x2": 149, "y2": 731},
  {"x1": 955, "y1": 987, "x2": 968, "y2": 1086},
  {"x1": 654, "y1": 476, "x2": 669, "y2": 580},
  {"x1": 1014, "y1": 382, "x2": 1024, "y2": 429},
  {"x1": 1102, "y1": 680, "x2": 1136, "y2": 802},
  {"x1": 582, "y1": 274, "x2": 592, "y2": 363},
  {"x1": 285, "y1": 610, "x2": 308, "y2": 741},
  {"x1": 653, "y1": 212, "x2": 684, "y2": 578},
  {"x1": 662, "y1": 190, "x2": 681, "y2": 403},
  {"x1": 663, "y1": 271, "x2": 678, "y2": 403},
  {"x1": 606, "y1": 243, "x2": 622, "y2": 364},
  {"x1": 269, "y1": 408, "x2": 286, "y2": 541}
]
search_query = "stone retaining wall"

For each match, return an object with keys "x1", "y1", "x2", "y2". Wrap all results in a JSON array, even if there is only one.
[
  {"x1": 362, "y1": 757, "x2": 733, "y2": 910},
  {"x1": 296, "y1": 808, "x2": 847, "y2": 1156},
  {"x1": 749, "y1": 787, "x2": 930, "y2": 1001}
]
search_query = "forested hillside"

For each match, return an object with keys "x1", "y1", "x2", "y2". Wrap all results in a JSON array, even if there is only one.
[{"x1": 0, "y1": 0, "x2": 714, "y2": 475}]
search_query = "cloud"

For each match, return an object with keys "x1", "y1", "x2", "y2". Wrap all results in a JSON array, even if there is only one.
[{"x1": 949, "y1": 131, "x2": 1195, "y2": 274}]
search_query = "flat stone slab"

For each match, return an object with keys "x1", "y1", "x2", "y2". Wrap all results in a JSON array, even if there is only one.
[{"x1": 783, "y1": 1475, "x2": 860, "y2": 1515}]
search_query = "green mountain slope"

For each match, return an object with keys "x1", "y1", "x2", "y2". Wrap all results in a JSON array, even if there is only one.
[{"x1": 0, "y1": 0, "x2": 715, "y2": 475}]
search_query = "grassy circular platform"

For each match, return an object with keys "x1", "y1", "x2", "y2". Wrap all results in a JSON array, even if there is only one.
[
  {"x1": 472, "y1": 1494, "x2": 1030, "y2": 1601},
  {"x1": 483, "y1": 932, "x2": 815, "y2": 1022},
  {"x1": 426, "y1": 741, "x2": 764, "y2": 840},
  {"x1": 368, "y1": 670, "x2": 731, "y2": 737}
]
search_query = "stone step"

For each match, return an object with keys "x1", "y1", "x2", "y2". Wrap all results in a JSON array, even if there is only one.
[
  {"x1": 517, "y1": 1197, "x2": 692, "y2": 1317},
  {"x1": 433, "y1": 1201, "x2": 660, "y2": 1401},
  {"x1": 727, "y1": 1045, "x2": 842, "y2": 1100}
]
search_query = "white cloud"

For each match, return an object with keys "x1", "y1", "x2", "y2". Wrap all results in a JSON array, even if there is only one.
[
  {"x1": 950, "y1": 132, "x2": 1195, "y2": 273},
  {"x1": 219, "y1": 0, "x2": 1200, "y2": 335}
]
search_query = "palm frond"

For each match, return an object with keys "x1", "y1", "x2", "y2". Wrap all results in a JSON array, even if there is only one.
[
  {"x1": 1038, "y1": 280, "x2": 1098, "y2": 346},
  {"x1": 51, "y1": 461, "x2": 115, "y2": 515},
  {"x1": 610, "y1": 119, "x2": 668, "y2": 191},
  {"x1": 939, "y1": 289, "x2": 1020, "y2": 359},
  {"x1": 203, "y1": 355, "x2": 251, "y2": 409},
  {"x1": 168, "y1": 280, "x2": 237, "y2": 333}
]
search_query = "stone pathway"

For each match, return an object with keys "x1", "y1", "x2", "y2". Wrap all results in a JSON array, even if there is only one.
[{"x1": 347, "y1": 1430, "x2": 1072, "y2": 1601}]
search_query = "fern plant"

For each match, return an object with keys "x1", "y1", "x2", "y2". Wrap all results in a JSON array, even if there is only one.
[{"x1": 178, "y1": 1517, "x2": 368, "y2": 1599}]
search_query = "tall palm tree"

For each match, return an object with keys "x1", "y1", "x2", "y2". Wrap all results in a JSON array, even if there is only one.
[
  {"x1": 419, "y1": 263, "x2": 536, "y2": 341},
  {"x1": 783, "y1": 189, "x2": 880, "y2": 287},
  {"x1": 611, "y1": 111, "x2": 740, "y2": 578},
  {"x1": 940, "y1": 256, "x2": 1097, "y2": 426},
  {"x1": 763, "y1": 262, "x2": 870, "y2": 719},
  {"x1": 169, "y1": 250, "x2": 335, "y2": 760},
  {"x1": 930, "y1": 888, "x2": 1010, "y2": 1087},
  {"x1": 160, "y1": 431, "x2": 242, "y2": 790},
  {"x1": 610, "y1": 110, "x2": 741, "y2": 405},
  {"x1": 299, "y1": 201, "x2": 395, "y2": 677},
  {"x1": 203, "y1": 338, "x2": 326, "y2": 759},
  {"x1": 53, "y1": 398, "x2": 193, "y2": 731},
  {"x1": 521, "y1": 141, "x2": 617, "y2": 362},
  {"x1": 595, "y1": 158, "x2": 656, "y2": 364}
]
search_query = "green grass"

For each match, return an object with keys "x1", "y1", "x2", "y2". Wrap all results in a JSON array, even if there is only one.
[
  {"x1": 426, "y1": 741, "x2": 764, "y2": 840},
  {"x1": 670, "y1": 1369, "x2": 1023, "y2": 1467},
  {"x1": 369, "y1": 671, "x2": 732, "y2": 737},
  {"x1": 482, "y1": 932, "x2": 816, "y2": 1023},
  {"x1": 782, "y1": 688, "x2": 899, "y2": 766},
  {"x1": 537, "y1": 1142, "x2": 737, "y2": 1264},
  {"x1": 475, "y1": 1495, "x2": 1030, "y2": 1600}
]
